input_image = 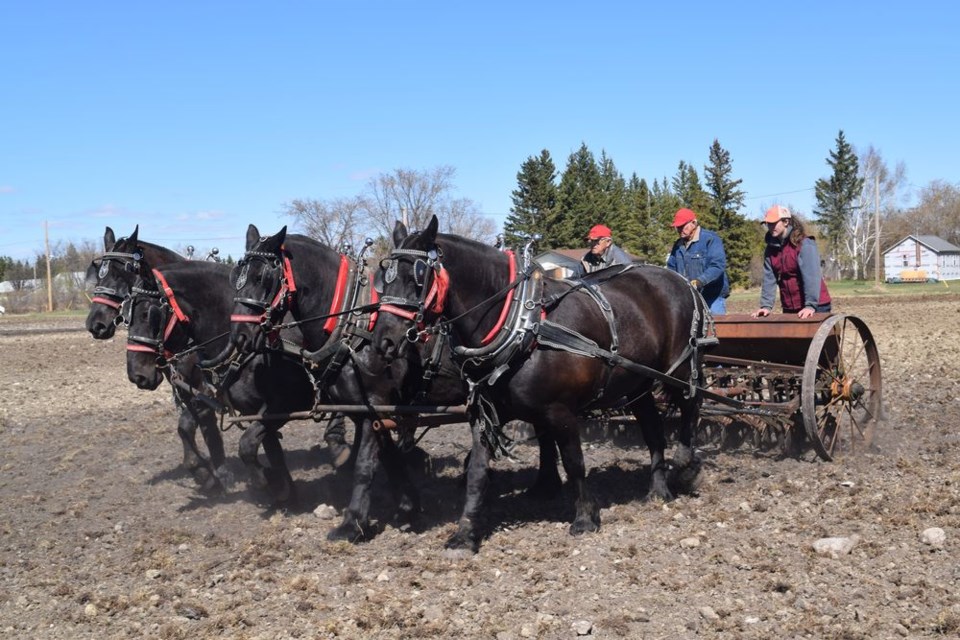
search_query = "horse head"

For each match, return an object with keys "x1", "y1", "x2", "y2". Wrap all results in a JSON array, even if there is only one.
[
  {"x1": 368, "y1": 215, "x2": 513, "y2": 368},
  {"x1": 229, "y1": 224, "x2": 348, "y2": 356},
  {"x1": 85, "y1": 226, "x2": 184, "y2": 339},
  {"x1": 126, "y1": 262, "x2": 232, "y2": 390},
  {"x1": 124, "y1": 270, "x2": 168, "y2": 390},
  {"x1": 229, "y1": 224, "x2": 293, "y2": 354}
]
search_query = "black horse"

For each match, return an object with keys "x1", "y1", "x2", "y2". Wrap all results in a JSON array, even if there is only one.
[
  {"x1": 85, "y1": 226, "x2": 185, "y2": 340},
  {"x1": 125, "y1": 260, "x2": 316, "y2": 501},
  {"x1": 229, "y1": 225, "x2": 504, "y2": 541},
  {"x1": 362, "y1": 216, "x2": 709, "y2": 552}
]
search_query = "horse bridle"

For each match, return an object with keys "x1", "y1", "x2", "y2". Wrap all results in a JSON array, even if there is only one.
[
  {"x1": 90, "y1": 248, "x2": 144, "y2": 325},
  {"x1": 125, "y1": 285, "x2": 176, "y2": 364},
  {"x1": 230, "y1": 248, "x2": 296, "y2": 344},
  {"x1": 375, "y1": 247, "x2": 448, "y2": 343}
]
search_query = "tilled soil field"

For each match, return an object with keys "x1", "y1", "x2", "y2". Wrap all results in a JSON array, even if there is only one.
[{"x1": 1, "y1": 295, "x2": 959, "y2": 639}]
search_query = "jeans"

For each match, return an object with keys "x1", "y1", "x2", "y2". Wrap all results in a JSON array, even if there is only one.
[{"x1": 708, "y1": 296, "x2": 727, "y2": 315}]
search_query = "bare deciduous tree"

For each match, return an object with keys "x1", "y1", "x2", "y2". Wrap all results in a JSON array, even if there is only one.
[
  {"x1": 360, "y1": 166, "x2": 496, "y2": 243},
  {"x1": 884, "y1": 180, "x2": 960, "y2": 247},
  {"x1": 847, "y1": 146, "x2": 908, "y2": 278},
  {"x1": 282, "y1": 196, "x2": 370, "y2": 254}
]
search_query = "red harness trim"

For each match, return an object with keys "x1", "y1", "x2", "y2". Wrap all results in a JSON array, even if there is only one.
[
  {"x1": 323, "y1": 255, "x2": 350, "y2": 334},
  {"x1": 125, "y1": 344, "x2": 157, "y2": 354},
  {"x1": 92, "y1": 296, "x2": 121, "y2": 309},
  {"x1": 480, "y1": 250, "x2": 516, "y2": 345},
  {"x1": 152, "y1": 269, "x2": 190, "y2": 324},
  {"x1": 368, "y1": 285, "x2": 379, "y2": 331}
]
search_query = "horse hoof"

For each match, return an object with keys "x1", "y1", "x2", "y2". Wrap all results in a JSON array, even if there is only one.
[
  {"x1": 328, "y1": 521, "x2": 366, "y2": 543},
  {"x1": 569, "y1": 518, "x2": 600, "y2": 536},
  {"x1": 443, "y1": 533, "x2": 478, "y2": 555}
]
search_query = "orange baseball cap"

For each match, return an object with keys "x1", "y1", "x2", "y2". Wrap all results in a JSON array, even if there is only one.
[
  {"x1": 587, "y1": 224, "x2": 612, "y2": 239},
  {"x1": 763, "y1": 205, "x2": 791, "y2": 223}
]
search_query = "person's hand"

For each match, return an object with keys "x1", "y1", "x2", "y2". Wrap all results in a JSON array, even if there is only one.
[
  {"x1": 797, "y1": 307, "x2": 815, "y2": 319},
  {"x1": 690, "y1": 279, "x2": 701, "y2": 290},
  {"x1": 751, "y1": 308, "x2": 771, "y2": 318}
]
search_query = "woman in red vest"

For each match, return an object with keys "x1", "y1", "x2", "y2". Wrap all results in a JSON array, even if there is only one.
[{"x1": 752, "y1": 205, "x2": 832, "y2": 319}]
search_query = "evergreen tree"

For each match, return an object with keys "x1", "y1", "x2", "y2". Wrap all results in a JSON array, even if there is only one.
[
  {"x1": 552, "y1": 143, "x2": 604, "y2": 248},
  {"x1": 597, "y1": 151, "x2": 633, "y2": 250},
  {"x1": 623, "y1": 175, "x2": 673, "y2": 262},
  {"x1": 704, "y1": 139, "x2": 752, "y2": 288},
  {"x1": 814, "y1": 130, "x2": 865, "y2": 271},
  {"x1": 505, "y1": 149, "x2": 558, "y2": 248},
  {"x1": 649, "y1": 177, "x2": 683, "y2": 264},
  {"x1": 704, "y1": 139, "x2": 746, "y2": 231},
  {"x1": 671, "y1": 161, "x2": 714, "y2": 226}
]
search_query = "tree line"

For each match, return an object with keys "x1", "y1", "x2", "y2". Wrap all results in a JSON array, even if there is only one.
[{"x1": 3, "y1": 131, "x2": 958, "y2": 312}]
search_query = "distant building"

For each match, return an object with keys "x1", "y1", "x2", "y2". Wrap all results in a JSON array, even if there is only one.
[{"x1": 882, "y1": 235, "x2": 960, "y2": 282}]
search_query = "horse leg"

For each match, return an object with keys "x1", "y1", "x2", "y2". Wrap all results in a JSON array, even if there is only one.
[
  {"x1": 634, "y1": 393, "x2": 672, "y2": 501},
  {"x1": 176, "y1": 409, "x2": 206, "y2": 480},
  {"x1": 195, "y1": 406, "x2": 231, "y2": 493},
  {"x1": 672, "y1": 393, "x2": 703, "y2": 492},
  {"x1": 177, "y1": 407, "x2": 224, "y2": 494},
  {"x1": 445, "y1": 420, "x2": 492, "y2": 553},
  {"x1": 549, "y1": 411, "x2": 599, "y2": 535},
  {"x1": 323, "y1": 412, "x2": 351, "y2": 469},
  {"x1": 238, "y1": 422, "x2": 270, "y2": 493},
  {"x1": 329, "y1": 418, "x2": 378, "y2": 542},
  {"x1": 527, "y1": 426, "x2": 562, "y2": 499},
  {"x1": 261, "y1": 425, "x2": 297, "y2": 507},
  {"x1": 378, "y1": 430, "x2": 421, "y2": 526}
]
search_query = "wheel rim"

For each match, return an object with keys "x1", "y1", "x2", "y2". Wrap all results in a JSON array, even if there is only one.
[{"x1": 802, "y1": 314, "x2": 883, "y2": 461}]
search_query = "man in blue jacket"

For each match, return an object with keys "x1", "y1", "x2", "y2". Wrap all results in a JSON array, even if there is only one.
[{"x1": 667, "y1": 208, "x2": 730, "y2": 315}]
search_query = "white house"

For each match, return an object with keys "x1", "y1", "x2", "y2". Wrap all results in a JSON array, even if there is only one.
[{"x1": 882, "y1": 235, "x2": 960, "y2": 282}]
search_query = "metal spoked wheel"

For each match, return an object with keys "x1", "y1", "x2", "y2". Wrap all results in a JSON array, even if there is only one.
[{"x1": 802, "y1": 314, "x2": 883, "y2": 461}]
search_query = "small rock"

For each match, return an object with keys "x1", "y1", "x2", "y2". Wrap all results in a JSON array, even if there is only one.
[
  {"x1": 376, "y1": 570, "x2": 390, "y2": 582},
  {"x1": 571, "y1": 619, "x2": 593, "y2": 635},
  {"x1": 680, "y1": 536, "x2": 701, "y2": 549},
  {"x1": 313, "y1": 504, "x2": 338, "y2": 519},
  {"x1": 920, "y1": 527, "x2": 946, "y2": 548},
  {"x1": 519, "y1": 623, "x2": 536, "y2": 637},
  {"x1": 84, "y1": 603, "x2": 98, "y2": 617},
  {"x1": 145, "y1": 569, "x2": 162, "y2": 579},
  {"x1": 699, "y1": 606, "x2": 720, "y2": 621},
  {"x1": 738, "y1": 502, "x2": 752, "y2": 512},
  {"x1": 744, "y1": 616, "x2": 760, "y2": 624},
  {"x1": 422, "y1": 605, "x2": 444, "y2": 622},
  {"x1": 812, "y1": 535, "x2": 860, "y2": 557}
]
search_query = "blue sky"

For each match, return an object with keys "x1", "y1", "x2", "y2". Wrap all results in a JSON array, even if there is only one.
[{"x1": 2, "y1": 1, "x2": 958, "y2": 262}]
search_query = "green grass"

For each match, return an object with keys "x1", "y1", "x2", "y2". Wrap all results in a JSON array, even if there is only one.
[{"x1": 727, "y1": 279, "x2": 957, "y2": 307}]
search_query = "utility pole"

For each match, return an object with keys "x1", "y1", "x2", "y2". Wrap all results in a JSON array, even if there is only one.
[
  {"x1": 44, "y1": 221, "x2": 53, "y2": 312},
  {"x1": 874, "y1": 174, "x2": 881, "y2": 286}
]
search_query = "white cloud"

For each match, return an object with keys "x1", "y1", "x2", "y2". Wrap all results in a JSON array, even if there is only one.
[{"x1": 0, "y1": 185, "x2": 15, "y2": 194}]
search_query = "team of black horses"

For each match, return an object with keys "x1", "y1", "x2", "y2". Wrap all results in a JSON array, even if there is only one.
[{"x1": 87, "y1": 217, "x2": 710, "y2": 552}]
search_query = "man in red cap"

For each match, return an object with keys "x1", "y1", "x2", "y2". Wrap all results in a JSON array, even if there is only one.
[
  {"x1": 667, "y1": 208, "x2": 730, "y2": 314},
  {"x1": 752, "y1": 205, "x2": 831, "y2": 319},
  {"x1": 574, "y1": 223, "x2": 632, "y2": 276}
]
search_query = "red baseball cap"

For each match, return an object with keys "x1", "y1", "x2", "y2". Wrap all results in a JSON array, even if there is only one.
[
  {"x1": 587, "y1": 224, "x2": 612, "y2": 240},
  {"x1": 672, "y1": 208, "x2": 697, "y2": 227}
]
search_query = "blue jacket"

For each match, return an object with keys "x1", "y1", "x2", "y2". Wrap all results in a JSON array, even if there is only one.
[{"x1": 667, "y1": 227, "x2": 730, "y2": 304}]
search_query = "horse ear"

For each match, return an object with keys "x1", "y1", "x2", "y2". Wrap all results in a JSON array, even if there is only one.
[
  {"x1": 245, "y1": 224, "x2": 261, "y2": 250},
  {"x1": 129, "y1": 225, "x2": 139, "y2": 245},
  {"x1": 392, "y1": 220, "x2": 408, "y2": 247},
  {"x1": 423, "y1": 215, "x2": 439, "y2": 243},
  {"x1": 104, "y1": 227, "x2": 116, "y2": 250}
]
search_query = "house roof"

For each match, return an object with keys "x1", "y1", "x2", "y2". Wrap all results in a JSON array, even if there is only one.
[{"x1": 884, "y1": 235, "x2": 960, "y2": 254}]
